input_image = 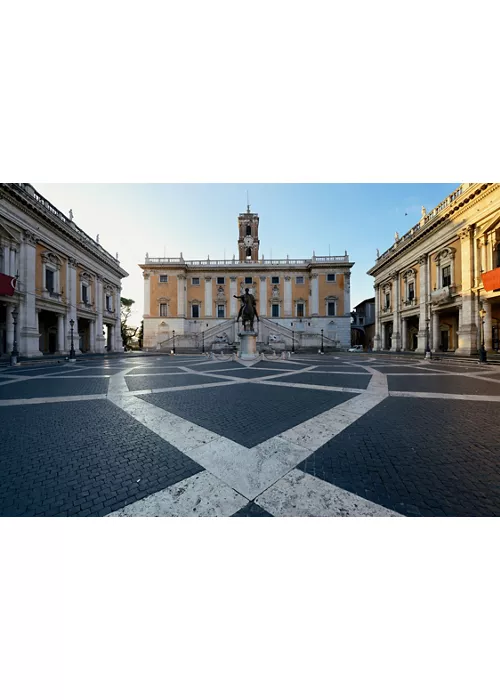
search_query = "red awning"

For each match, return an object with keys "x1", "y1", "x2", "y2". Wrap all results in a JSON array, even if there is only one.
[
  {"x1": 482, "y1": 268, "x2": 500, "y2": 292},
  {"x1": 0, "y1": 272, "x2": 17, "y2": 297}
]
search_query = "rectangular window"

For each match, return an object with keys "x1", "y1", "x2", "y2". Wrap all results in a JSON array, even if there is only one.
[
  {"x1": 327, "y1": 274, "x2": 336, "y2": 282},
  {"x1": 45, "y1": 269, "x2": 54, "y2": 293},
  {"x1": 408, "y1": 282, "x2": 414, "y2": 300},
  {"x1": 192, "y1": 278, "x2": 200, "y2": 286},
  {"x1": 385, "y1": 293, "x2": 390, "y2": 310},
  {"x1": 296, "y1": 276, "x2": 304, "y2": 285},
  {"x1": 272, "y1": 304, "x2": 280, "y2": 318},
  {"x1": 271, "y1": 276, "x2": 279, "y2": 284},
  {"x1": 327, "y1": 301, "x2": 336, "y2": 316},
  {"x1": 82, "y1": 284, "x2": 88, "y2": 303},
  {"x1": 297, "y1": 303, "x2": 304, "y2": 317},
  {"x1": 442, "y1": 265, "x2": 451, "y2": 288},
  {"x1": 106, "y1": 295, "x2": 112, "y2": 312},
  {"x1": 245, "y1": 277, "x2": 253, "y2": 284},
  {"x1": 192, "y1": 304, "x2": 199, "y2": 318},
  {"x1": 159, "y1": 303, "x2": 168, "y2": 317},
  {"x1": 217, "y1": 277, "x2": 225, "y2": 285},
  {"x1": 217, "y1": 304, "x2": 225, "y2": 318},
  {"x1": 359, "y1": 316, "x2": 364, "y2": 324},
  {"x1": 159, "y1": 275, "x2": 168, "y2": 283}
]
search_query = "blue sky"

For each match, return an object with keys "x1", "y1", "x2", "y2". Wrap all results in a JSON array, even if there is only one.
[{"x1": 33, "y1": 183, "x2": 459, "y2": 327}]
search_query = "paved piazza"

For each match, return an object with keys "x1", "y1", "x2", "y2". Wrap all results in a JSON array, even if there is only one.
[{"x1": 1, "y1": 353, "x2": 500, "y2": 518}]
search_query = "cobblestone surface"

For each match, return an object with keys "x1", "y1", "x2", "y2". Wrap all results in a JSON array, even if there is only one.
[
  {"x1": 263, "y1": 372, "x2": 371, "y2": 390},
  {"x1": 0, "y1": 378, "x2": 109, "y2": 400},
  {"x1": 141, "y1": 383, "x2": 353, "y2": 447},
  {"x1": 387, "y1": 375, "x2": 500, "y2": 395},
  {"x1": 297, "y1": 397, "x2": 500, "y2": 517},
  {"x1": 125, "y1": 373, "x2": 233, "y2": 391},
  {"x1": 0, "y1": 401, "x2": 203, "y2": 517}
]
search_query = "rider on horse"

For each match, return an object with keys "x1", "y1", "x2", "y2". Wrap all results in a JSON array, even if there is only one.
[{"x1": 234, "y1": 288, "x2": 259, "y2": 331}]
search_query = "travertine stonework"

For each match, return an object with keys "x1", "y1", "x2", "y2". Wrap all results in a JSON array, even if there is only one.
[
  {"x1": 139, "y1": 206, "x2": 354, "y2": 351},
  {"x1": 368, "y1": 184, "x2": 500, "y2": 356}
]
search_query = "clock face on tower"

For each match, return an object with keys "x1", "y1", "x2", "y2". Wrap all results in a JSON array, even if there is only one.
[{"x1": 243, "y1": 234, "x2": 253, "y2": 247}]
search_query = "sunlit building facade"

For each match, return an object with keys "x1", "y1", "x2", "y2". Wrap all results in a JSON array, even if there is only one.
[
  {"x1": 368, "y1": 183, "x2": 500, "y2": 355},
  {"x1": 140, "y1": 207, "x2": 354, "y2": 351},
  {"x1": 0, "y1": 183, "x2": 128, "y2": 359}
]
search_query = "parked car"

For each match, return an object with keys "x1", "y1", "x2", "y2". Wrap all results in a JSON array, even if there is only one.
[{"x1": 348, "y1": 345, "x2": 364, "y2": 352}]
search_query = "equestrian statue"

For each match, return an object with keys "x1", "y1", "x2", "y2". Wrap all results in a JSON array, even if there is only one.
[{"x1": 234, "y1": 288, "x2": 259, "y2": 331}]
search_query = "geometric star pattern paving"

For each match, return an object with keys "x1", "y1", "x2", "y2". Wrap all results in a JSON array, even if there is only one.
[{"x1": 1, "y1": 354, "x2": 499, "y2": 517}]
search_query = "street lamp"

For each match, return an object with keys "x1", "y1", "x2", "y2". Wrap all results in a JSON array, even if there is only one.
[
  {"x1": 292, "y1": 329, "x2": 295, "y2": 353},
  {"x1": 479, "y1": 303, "x2": 487, "y2": 363},
  {"x1": 202, "y1": 330, "x2": 205, "y2": 353},
  {"x1": 69, "y1": 318, "x2": 76, "y2": 361},
  {"x1": 320, "y1": 328, "x2": 324, "y2": 353},
  {"x1": 172, "y1": 330, "x2": 176, "y2": 354},
  {"x1": 425, "y1": 318, "x2": 431, "y2": 359},
  {"x1": 10, "y1": 307, "x2": 19, "y2": 366}
]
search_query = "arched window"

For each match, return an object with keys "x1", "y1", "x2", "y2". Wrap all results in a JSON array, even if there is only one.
[{"x1": 246, "y1": 225, "x2": 251, "y2": 236}]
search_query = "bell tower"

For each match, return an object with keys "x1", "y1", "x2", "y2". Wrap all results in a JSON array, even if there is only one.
[{"x1": 238, "y1": 198, "x2": 260, "y2": 262}]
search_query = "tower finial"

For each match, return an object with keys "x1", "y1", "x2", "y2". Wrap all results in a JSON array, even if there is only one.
[{"x1": 246, "y1": 190, "x2": 250, "y2": 213}]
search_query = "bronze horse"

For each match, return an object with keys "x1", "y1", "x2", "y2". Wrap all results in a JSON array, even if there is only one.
[{"x1": 234, "y1": 289, "x2": 259, "y2": 331}]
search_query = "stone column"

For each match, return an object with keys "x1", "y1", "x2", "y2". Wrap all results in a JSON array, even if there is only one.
[
  {"x1": 19, "y1": 231, "x2": 42, "y2": 357},
  {"x1": 311, "y1": 274, "x2": 319, "y2": 316},
  {"x1": 66, "y1": 258, "x2": 78, "y2": 351},
  {"x1": 109, "y1": 324, "x2": 115, "y2": 352},
  {"x1": 284, "y1": 276, "x2": 292, "y2": 316},
  {"x1": 177, "y1": 274, "x2": 186, "y2": 317},
  {"x1": 6, "y1": 303, "x2": 15, "y2": 352},
  {"x1": 401, "y1": 317, "x2": 407, "y2": 351},
  {"x1": 89, "y1": 320, "x2": 96, "y2": 353},
  {"x1": 95, "y1": 276, "x2": 104, "y2": 354},
  {"x1": 115, "y1": 287, "x2": 123, "y2": 352},
  {"x1": 57, "y1": 313, "x2": 65, "y2": 353},
  {"x1": 456, "y1": 226, "x2": 477, "y2": 355},
  {"x1": 259, "y1": 276, "x2": 267, "y2": 317},
  {"x1": 344, "y1": 270, "x2": 351, "y2": 320},
  {"x1": 417, "y1": 254, "x2": 428, "y2": 353},
  {"x1": 10, "y1": 249, "x2": 17, "y2": 277},
  {"x1": 230, "y1": 277, "x2": 237, "y2": 316},
  {"x1": 204, "y1": 277, "x2": 212, "y2": 317},
  {"x1": 373, "y1": 285, "x2": 381, "y2": 351},
  {"x1": 3, "y1": 245, "x2": 9, "y2": 274},
  {"x1": 432, "y1": 311, "x2": 440, "y2": 353},
  {"x1": 143, "y1": 271, "x2": 151, "y2": 316},
  {"x1": 391, "y1": 272, "x2": 400, "y2": 351},
  {"x1": 484, "y1": 300, "x2": 493, "y2": 351}
]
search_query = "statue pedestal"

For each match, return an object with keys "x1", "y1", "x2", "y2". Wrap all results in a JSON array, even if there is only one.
[{"x1": 238, "y1": 330, "x2": 258, "y2": 361}]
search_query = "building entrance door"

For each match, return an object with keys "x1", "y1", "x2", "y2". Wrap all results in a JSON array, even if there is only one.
[{"x1": 441, "y1": 329, "x2": 449, "y2": 351}]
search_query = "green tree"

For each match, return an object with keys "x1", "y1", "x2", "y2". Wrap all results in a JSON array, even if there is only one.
[{"x1": 121, "y1": 297, "x2": 138, "y2": 350}]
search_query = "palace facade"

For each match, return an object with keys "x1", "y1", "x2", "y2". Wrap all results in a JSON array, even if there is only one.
[
  {"x1": 368, "y1": 183, "x2": 500, "y2": 355},
  {"x1": 0, "y1": 183, "x2": 128, "y2": 359},
  {"x1": 140, "y1": 207, "x2": 354, "y2": 352}
]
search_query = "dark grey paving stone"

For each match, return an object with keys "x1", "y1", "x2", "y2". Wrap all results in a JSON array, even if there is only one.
[
  {"x1": 263, "y1": 372, "x2": 371, "y2": 390},
  {"x1": 0, "y1": 378, "x2": 109, "y2": 399},
  {"x1": 0, "y1": 401, "x2": 203, "y2": 517},
  {"x1": 125, "y1": 374, "x2": 233, "y2": 391},
  {"x1": 376, "y1": 366, "x2": 443, "y2": 374},
  {"x1": 213, "y1": 368, "x2": 286, "y2": 378},
  {"x1": 387, "y1": 375, "x2": 500, "y2": 395},
  {"x1": 297, "y1": 397, "x2": 500, "y2": 517},
  {"x1": 258, "y1": 361, "x2": 310, "y2": 370},
  {"x1": 126, "y1": 367, "x2": 187, "y2": 375},
  {"x1": 141, "y1": 383, "x2": 353, "y2": 448},
  {"x1": 232, "y1": 502, "x2": 273, "y2": 517}
]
